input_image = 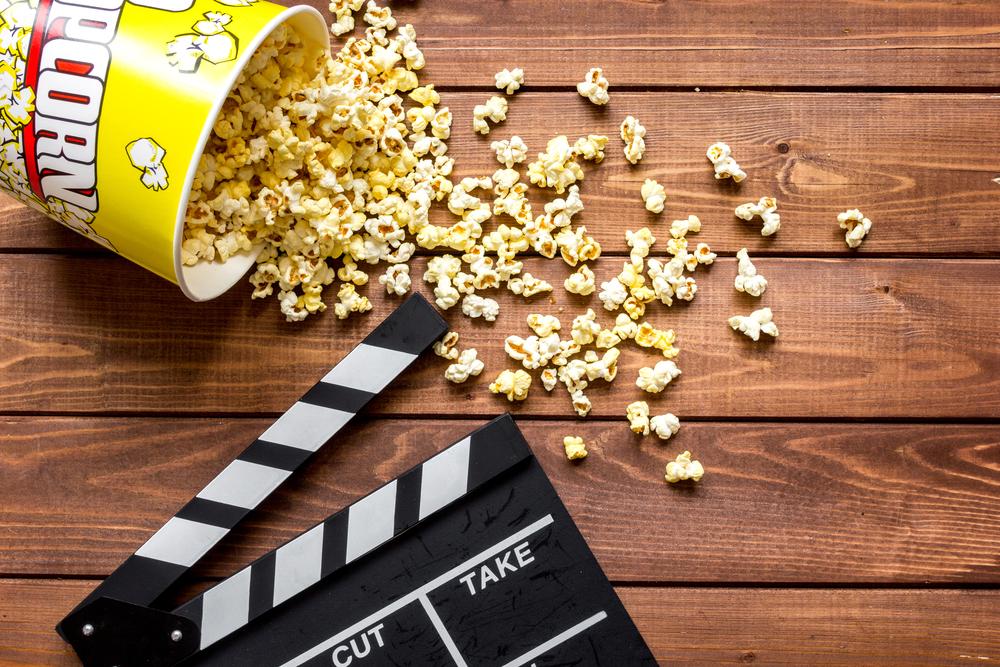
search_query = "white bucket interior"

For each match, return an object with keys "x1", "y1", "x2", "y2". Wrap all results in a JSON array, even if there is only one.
[{"x1": 175, "y1": 5, "x2": 330, "y2": 302}]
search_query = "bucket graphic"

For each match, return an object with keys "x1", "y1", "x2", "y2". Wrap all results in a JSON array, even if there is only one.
[{"x1": 0, "y1": 0, "x2": 329, "y2": 300}]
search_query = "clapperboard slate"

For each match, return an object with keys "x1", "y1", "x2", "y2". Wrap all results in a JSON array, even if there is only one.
[{"x1": 57, "y1": 294, "x2": 655, "y2": 666}]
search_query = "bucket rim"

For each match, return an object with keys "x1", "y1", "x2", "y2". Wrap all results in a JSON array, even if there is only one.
[{"x1": 173, "y1": 4, "x2": 330, "y2": 302}]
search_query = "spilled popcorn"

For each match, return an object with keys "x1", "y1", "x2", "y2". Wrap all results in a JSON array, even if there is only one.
[
  {"x1": 508, "y1": 273, "x2": 553, "y2": 297},
  {"x1": 838, "y1": 209, "x2": 872, "y2": 248},
  {"x1": 489, "y1": 368, "x2": 532, "y2": 401},
  {"x1": 473, "y1": 95, "x2": 508, "y2": 134},
  {"x1": 734, "y1": 248, "x2": 767, "y2": 297},
  {"x1": 541, "y1": 368, "x2": 558, "y2": 392},
  {"x1": 636, "y1": 360, "x2": 681, "y2": 394},
  {"x1": 491, "y1": 136, "x2": 529, "y2": 168},
  {"x1": 434, "y1": 330, "x2": 460, "y2": 359},
  {"x1": 527, "y1": 313, "x2": 561, "y2": 337},
  {"x1": 635, "y1": 321, "x2": 678, "y2": 358},
  {"x1": 379, "y1": 264, "x2": 411, "y2": 295},
  {"x1": 735, "y1": 196, "x2": 781, "y2": 236},
  {"x1": 706, "y1": 141, "x2": 746, "y2": 183},
  {"x1": 494, "y1": 67, "x2": 524, "y2": 95},
  {"x1": 670, "y1": 215, "x2": 701, "y2": 238},
  {"x1": 173, "y1": 1, "x2": 813, "y2": 484},
  {"x1": 626, "y1": 401, "x2": 650, "y2": 435},
  {"x1": 564, "y1": 264, "x2": 596, "y2": 295},
  {"x1": 729, "y1": 307, "x2": 779, "y2": 341},
  {"x1": 445, "y1": 348, "x2": 484, "y2": 383},
  {"x1": 640, "y1": 179, "x2": 666, "y2": 214},
  {"x1": 527, "y1": 135, "x2": 584, "y2": 194},
  {"x1": 576, "y1": 67, "x2": 610, "y2": 105},
  {"x1": 664, "y1": 451, "x2": 704, "y2": 483},
  {"x1": 563, "y1": 436, "x2": 589, "y2": 460},
  {"x1": 620, "y1": 115, "x2": 646, "y2": 164},
  {"x1": 462, "y1": 293, "x2": 500, "y2": 321},
  {"x1": 650, "y1": 413, "x2": 680, "y2": 441},
  {"x1": 505, "y1": 332, "x2": 561, "y2": 370},
  {"x1": 333, "y1": 284, "x2": 372, "y2": 320}
]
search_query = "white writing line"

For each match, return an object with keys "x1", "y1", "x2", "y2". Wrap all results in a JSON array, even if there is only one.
[
  {"x1": 419, "y1": 595, "x2": 468, "y2": 667},
  {"x1": 279, "y1": 514, "x2": 555, "y2": 667},
  {"x1": 499, "y1": 611, "x2": 609, "y2": 667}
]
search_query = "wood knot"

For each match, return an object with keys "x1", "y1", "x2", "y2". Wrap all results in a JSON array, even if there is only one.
[
  {"x1": 777, "y1": 142, "x2": 790, "y2": 154},
  {"x1": 740, "y1": 651, "x2": 757, "y2": 663}
]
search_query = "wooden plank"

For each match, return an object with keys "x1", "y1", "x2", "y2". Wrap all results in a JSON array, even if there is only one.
[
  {"x1": 0, "y1": 255, "x2": 997, "y2": 418},
  {"x1": 341, "y1": 0, "x2": 1000, "y2": 89},
  {"x1": 4, "y1": 579, "x2": 998, "y2": 666},
  {"x1": 2, "y1": 417, "x2": 998, "y2": 583},
  {"x1": 4, "y1": 93, "x2": 1000, "y2": 254},
  {"x1": 619, "y1": 587, "x2": 1000, "y2": 666}
]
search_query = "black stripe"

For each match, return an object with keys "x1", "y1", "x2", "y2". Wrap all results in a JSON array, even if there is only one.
[
  {"x1": 168, "y1": 415, "x2": 535, "y2": 631},
  {"x1": 74, "y1": 555, "x2": 189, "y2": 610},
  {"x1": 238, "y1": 439, "x2": 313, "y2": 472},
  {"x1": 174, "y1": 591, "x2": 203, "y2": 625},
  {"x1": 320, "y1": 511, "x2": 348, "y2": 578},
  {"x1": 467, "y1": 414, "x2": 532, "y2": 489},
  {"x1": 364, "y1": 293, "x2": 449, "y2": 355},
  {"x1": 393, "y1": 468, "x2": 423, "y2": 533},
  {"x1": 298, "y1": 382, "x2": 374, "y2": 413},
  {"x1": 248, "y1": 552, "x2": 276, "y2": 621},
  {"x1": 175, "y1": 498, "x2": 247, "y2": 530},
  {"x1": 69, "y1": 298, "x2": 449, "y2": 629}
]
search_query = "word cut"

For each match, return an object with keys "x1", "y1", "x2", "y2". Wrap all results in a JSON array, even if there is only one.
[
  {"x1": 330, "y1": 623, "x2": 385, "y2": 667},
  {"x1": 458, "y1": 541, "x2": 535, "y2": 596}
]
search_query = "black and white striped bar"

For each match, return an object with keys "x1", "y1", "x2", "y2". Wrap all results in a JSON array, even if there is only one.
[
  {"x1": 60, "y1": 295, "x2": 447, "y2": 626},
  {"x1": 174, "y1": 414, "x2": 532, "y2": 651}
]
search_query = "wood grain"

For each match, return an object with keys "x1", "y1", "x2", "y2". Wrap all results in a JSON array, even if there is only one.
[
  {"x1": 4, "y1": 93, "x2": 1000, "y2": 254},
  {"x1": 335, "y1": 0, "x2": 1000, "y2": 89},
  {"x1": 4, "y1": 579, "x2": 998, "y2": 666},
  {"x1": 1, "y1": 2, "x2": 997, "y2": 664},
  {"x1": 619, "y1": 586, "x2": 1000, "y2": 666},
  {"x1": 2, "y1": 417, "x2": 997, "y2": 583},
  {"x1": 0, "y1": 254, "x2": 997, "y2": 418}
]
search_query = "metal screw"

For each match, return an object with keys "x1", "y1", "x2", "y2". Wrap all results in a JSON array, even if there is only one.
[
  {"x1": 81, "y1": 623, "x2": 94, "y2": 637},
  {"x1": 170, "y1": 629, "x2": 183, "y2": 642}
]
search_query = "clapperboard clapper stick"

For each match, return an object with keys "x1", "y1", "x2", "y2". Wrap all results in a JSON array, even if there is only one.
[
  {"x1": 56, "y1": 297, "x2": 656, "y2": 666},
  {"x1": 56, "y1": 294, "x2": 447, "y2": 664}
]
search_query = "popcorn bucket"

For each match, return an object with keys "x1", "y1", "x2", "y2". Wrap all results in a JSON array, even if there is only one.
[{"x1": 0, "y1": 0, "x2": 329, "y2": 300}]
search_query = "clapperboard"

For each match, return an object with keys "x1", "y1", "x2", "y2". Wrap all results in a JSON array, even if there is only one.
[{"x1": 57, "y1": 294, "x2": 655, "y2": 666}]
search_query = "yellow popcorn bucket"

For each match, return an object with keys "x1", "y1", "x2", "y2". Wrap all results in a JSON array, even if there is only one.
[{"x1": 0, "y1": 0, "x2": 328, "y2": 300}]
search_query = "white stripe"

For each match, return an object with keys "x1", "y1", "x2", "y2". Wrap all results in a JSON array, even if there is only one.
[
  {"x1": 418, "y1": 437, "x2": 470, "y2": 520},
  {"x1": 273, "y1": 523, "x2": 325, "y2": 606},
  {"x1": 279, "y1": 515, "x2": 555, "y2": 667},
  {"x1": 419, "y1": 595, "x2": 468, "y2": 667},
  {"x1": 499, "y1": 611, "x2": 609, "y2": 667},
  {"x1": 321, "y1": 343, "x2": 417, "y2": 394},
  {"x1": 345, "y1": 480, "x2": 397, "y2": 563},
  {"x1": 197, "y1": 460, "x2": 291, "y2": 509},
  {"x1": 135, "y1": 517, "x2": 228, "y2": 567},
  {"x1": 200, "y1": 566, "x2": 252, "y2": 649},
  {"x1": 259, "y1": 402, "x2": 354, "y2": 452}
]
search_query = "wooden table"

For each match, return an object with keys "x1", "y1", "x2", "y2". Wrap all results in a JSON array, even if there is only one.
[{"x1": 2, "y1": 1, "x2": 999, "y2": 664}]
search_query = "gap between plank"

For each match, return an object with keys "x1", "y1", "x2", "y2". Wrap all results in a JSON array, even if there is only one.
[
  {"x1": 5, "y1": 249, "x2": 1000, "y2": 260},
  {"x1": 1, "y1": 572, "x2": 997, "y2": 591},
  {"x1": 3, "y1": 412, "x2": 1000, "y2": 425},
  {"x1": 428, "y1": 85, "x2": 1000, "y2": 95}
]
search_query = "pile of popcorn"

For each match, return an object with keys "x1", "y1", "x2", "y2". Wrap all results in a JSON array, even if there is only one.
[
  {"x1": 181, "y1": 1, "x2": 874, "y2": 482},
  {"x1": 183, "y1": 6, "x2": 450, "y2": 322}
]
